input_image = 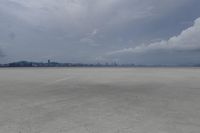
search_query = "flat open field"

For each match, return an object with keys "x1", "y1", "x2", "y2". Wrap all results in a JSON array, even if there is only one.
[{"x1": 0, "y1": 68, "x2": 200, "y2": 133}]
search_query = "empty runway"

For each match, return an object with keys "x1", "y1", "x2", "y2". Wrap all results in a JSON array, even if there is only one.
[{"x1": 0, "y1": 68, "x2": 200, "y2": 133}]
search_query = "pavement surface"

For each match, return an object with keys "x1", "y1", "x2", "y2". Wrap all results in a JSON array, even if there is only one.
[{"x1": 0, "y1": 68, "x2": 200, "y2": 133}]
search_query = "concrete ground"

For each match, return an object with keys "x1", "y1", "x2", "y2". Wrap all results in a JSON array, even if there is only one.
[{"x1": 0, "y1": 68, "x2": 200, "y2": 133}]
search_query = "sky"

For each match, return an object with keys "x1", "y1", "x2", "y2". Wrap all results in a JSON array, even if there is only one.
[{"x1": 0, "y1": 0, "x2": 200, "y2": 65}]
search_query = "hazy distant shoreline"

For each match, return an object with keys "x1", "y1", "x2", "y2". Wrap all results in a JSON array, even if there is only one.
[{"x1": 1, "y1": 60, "x2": 200, "y2": 68}]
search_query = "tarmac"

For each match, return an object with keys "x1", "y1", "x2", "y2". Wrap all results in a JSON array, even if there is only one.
[{"x1": 0, "y1": 68, "x2": 200, "y2": 133}]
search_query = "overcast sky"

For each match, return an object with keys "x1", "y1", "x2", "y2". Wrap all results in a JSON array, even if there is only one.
[{"x1": 0, "y1": 0, "x2": 200, "y2": 65}]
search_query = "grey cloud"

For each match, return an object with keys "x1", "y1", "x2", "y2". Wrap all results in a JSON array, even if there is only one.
[
  {"x1": 0, "y1": 0, "x2": 200, "y2": 64},
  {"x1": 1, "y1": 0, "x2": 190, "y2": 32},
  {"x1": 106, "y1": 17, "x2": 200, "y2": 64},
  {"x1": 0, "y1": 48, "x2": 4, "y2": 57},
  {"x1": 108, "y1": 17, "x2": 200, "y2": 55}
]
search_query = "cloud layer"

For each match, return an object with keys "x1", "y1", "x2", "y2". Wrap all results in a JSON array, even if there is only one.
[
  {"x1": 0, "y1": 0, "x2": 200, "y2": 64},
  {"x1": 106, "y1": 17, "x2": 200, "y2": 64},
  {"x1": 109, "y1": 17, "x2": 200, "y2": 55},
  {"x1": 0, "y1": 48, "x2": 3, "y2": 57}
]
